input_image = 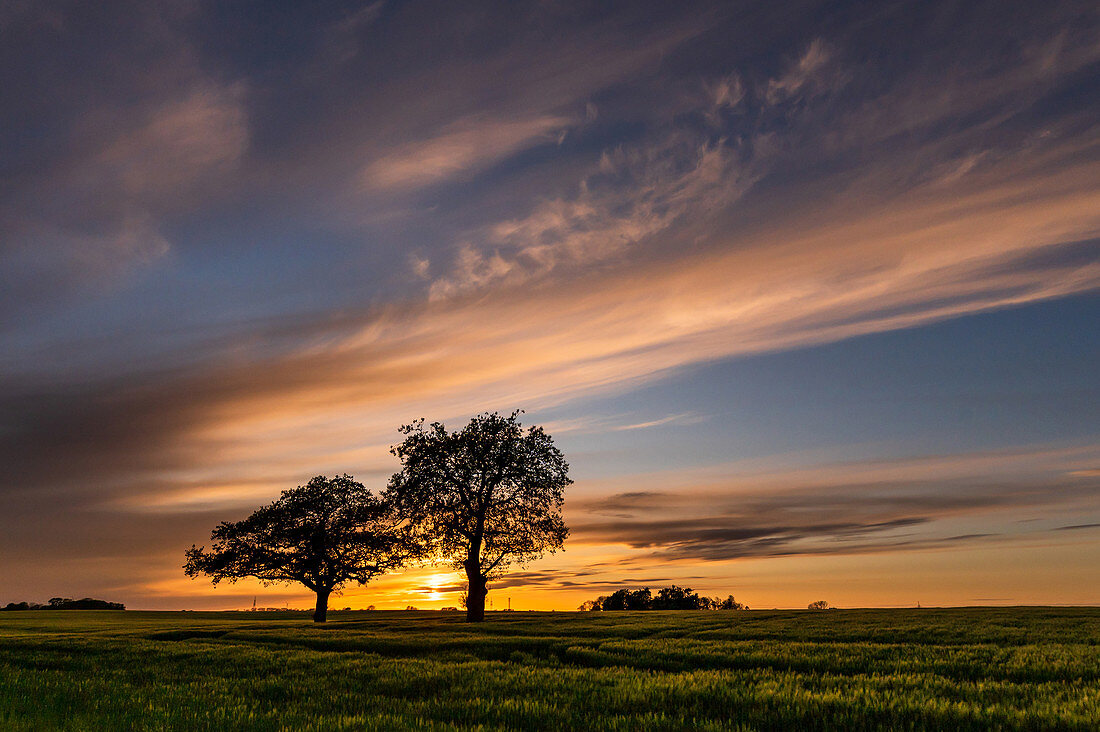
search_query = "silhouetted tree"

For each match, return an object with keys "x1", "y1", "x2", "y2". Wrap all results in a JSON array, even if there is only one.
[
  {"x1": 1, "y1": 602, "x2": 39, "y2": 611},
  {"x1": 44, "y1": 597, "x2": 124, "y2": 610},
  {"x1": 599, "y1": 588, "x2": 653, "y2": 610},
  {"x1": 184, "y1": 475, "x2": 411, "y2": 622},
  {"x1": 808, "y1": 600, "x2": 829, "y2": 610},
  {"x1": 386, "y1": 411, "x2": 570, "y2": 622},
  {"x1": 579, "y1": 587, "x2": 748, "y2": 611},
  {"x1": 652, "y1": 585, "x2": 710, "y2": 610},
  {"x1": 714, "y1": 595, "x2": 748, "y2": 610}
]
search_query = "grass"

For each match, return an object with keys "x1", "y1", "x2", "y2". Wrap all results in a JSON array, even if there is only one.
[{"x1": 0, "y1": 607, "x2": 1097, "y2": 730}]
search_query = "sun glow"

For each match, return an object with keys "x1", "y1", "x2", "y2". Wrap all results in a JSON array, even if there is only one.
[{"x1": 422, "y1": 572, "x2": 460, "y2": 604}]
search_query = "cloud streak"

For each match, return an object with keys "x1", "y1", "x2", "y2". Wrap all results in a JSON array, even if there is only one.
[
  {"x1": 567, "y1": 445, "x2": 1100, "y2": 561},
  {"x1": 361, "y1": 114, "x2": 571, "y2": 191}
]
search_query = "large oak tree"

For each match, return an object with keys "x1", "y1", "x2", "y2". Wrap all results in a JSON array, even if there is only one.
[
  {"x1": 184, "y1": 475, "x2": 409, "y2": 622},
  {"x1": 386, "y1": 412, "x2": 570, "y2": 622}
]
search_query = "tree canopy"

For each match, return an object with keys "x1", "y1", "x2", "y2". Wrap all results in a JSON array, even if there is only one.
[
  {"x1": 184, "y1": 475, "x2": 411, "y2": 622},
  {"x1": 579, "y1": 586, "x2": 748, "y2": 611},
  {"x1": 385, "y1": 411, "x2": 570, "y2": 622}
]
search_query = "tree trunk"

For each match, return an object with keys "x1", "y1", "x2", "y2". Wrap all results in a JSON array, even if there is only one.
[
  {"x1": 313, "y1": 588, "x2": 330, "y2": 623},
  {"x1": 464, "y1": 566, "x2": 488, "y2": 623}
]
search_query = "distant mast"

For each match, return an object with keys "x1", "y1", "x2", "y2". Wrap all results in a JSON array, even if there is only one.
[{"x1": 252, "y1": 596, "x2": 257, "y2": 611}]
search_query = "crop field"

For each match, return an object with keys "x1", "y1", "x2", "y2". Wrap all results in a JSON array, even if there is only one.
[{"x1": 0, "y1": 607, "x2": 1097, "y2": 730}]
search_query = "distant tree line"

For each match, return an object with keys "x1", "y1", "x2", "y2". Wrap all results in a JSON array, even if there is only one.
[
  {"x1": 578, "y1": 586, "x2": 748, "y2": 611},
  {"x1": 2, "y1": 597, "x2": 125, "y2": 611}
]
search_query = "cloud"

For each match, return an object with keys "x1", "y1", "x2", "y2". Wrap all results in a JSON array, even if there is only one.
[
  {"x1": 94, "y1": 84, "x2": 248, "y2": 198},
  {"x1": 765, "y1": 38, "x2": 838, "y2": 104},
  {"x1": 323, "y1": 1, "x2": 387, "y2": 66},
  {"x1": 0, "y1": 6, "x2": 248, "y2": 324},
  {"x1": 423, "y1": 13, "x2": 1100, "y2": 303},
  {"x1": 360, "y1": 114, "x2": 571, "y2": 191},
  {"x1": 566, "y1": 445, "x2": 1100, "y2": 561},
  {"x1": 3, "y1": 146, "x2": 1096, "y2": 499},
  {"x1": 611, "y1": 413, "x2": 704, "y2": 431},
  {"x1": 429, "y1": 133, "x2": 756, "y2": 297},
  {"x1": 0, "y1": 83, "x2": 245, "y2": 308}
]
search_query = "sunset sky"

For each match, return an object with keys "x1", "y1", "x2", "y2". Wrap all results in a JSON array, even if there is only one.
[{"x1": 2, "y1": 0, "x2": 1098, "y2": 611}]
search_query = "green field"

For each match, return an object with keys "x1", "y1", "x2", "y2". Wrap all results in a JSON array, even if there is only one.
[{"x1": 1, "y1": 607, "x2": 1097, "y2": 730}]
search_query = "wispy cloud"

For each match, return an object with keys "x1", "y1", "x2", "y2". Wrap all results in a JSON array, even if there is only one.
[
  {"x1": 95, "y1": 84, "x2": 248, "y2": 198},
  {"x1": 0, "y1": 7, "x2": 248, "y2": 323},
  {"x1": 567, "y1": 445, "x2": 1100, "y2": 561},
  {"x1": 765, "y1": 38, "x2": 839, "y2": 104},
  {"x1": 429, "y1": 133, "x2": 754, "y2": 297},
  {"x1": 360, "y1": 114, "x2": 571, "y2": 191}
]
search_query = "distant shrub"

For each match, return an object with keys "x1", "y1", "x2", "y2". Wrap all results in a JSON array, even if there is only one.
[
  {"x1": 808, "y1": 600, "x2": 829, "y2": 610},
  {"x1": 2, "y1": 602, "x2": 42, "y2": 611}
]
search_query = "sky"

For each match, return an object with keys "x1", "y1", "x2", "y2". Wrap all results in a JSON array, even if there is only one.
[{"x1": 1, "y1": 0, "x2": 1098, "y2": 611}]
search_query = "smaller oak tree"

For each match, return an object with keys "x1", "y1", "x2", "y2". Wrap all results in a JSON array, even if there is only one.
[{"x1": 184, "y1": 475, "x2": 410, "y2": 622}]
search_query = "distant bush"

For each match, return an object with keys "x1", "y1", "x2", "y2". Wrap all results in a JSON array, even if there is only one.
[
  {"x1": 2, "y1": 602, "x2": 43, "y2": 611},
  {"x1": 579, "y1": 586, "x2": 748, "y2": 611},
  {"x1": 49, "y1": 597, "x2": 126, "y2": 610},
  {"x1": 808, "y1": 600, "x2": 829, "y2": 610},
  {"x1": 2, "y1": 598, "x2": 123, "y2": 611},
  {"x1": 714, "y1": 595, "x2": 749, "y2": 610}
]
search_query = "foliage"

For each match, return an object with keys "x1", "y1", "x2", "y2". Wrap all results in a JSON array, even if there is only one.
[
  {"x1": 0, "y1": 608, "x2": 1097, "y2": 730},
  {"x1": 809, "y1": 600, "x2": 830, "y2": 610},
  {"x1": 602, "y1": 588, "x2": 652, "y2": 610},
  {"x1": 580, "y1": 586, "x2": 748, "y2": 611},
  {"x1": 714, "y1": 595, "x2": 748, "y2": 610},
  {"x1": 3, "y1": 598, "x2": 123, "y2": 611},
  {"x1": 652, "y1": 586, "x2": 712, "y2": 610},
  {"x1": 184, "y1": 475, "x2": 411, "y2": 622},
  {"x1": 386, "y1": 411, "x2": 570, "y2": 621},
  {"x1": 48, "y1": 598, "x2": 124, "y2": 610}
]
